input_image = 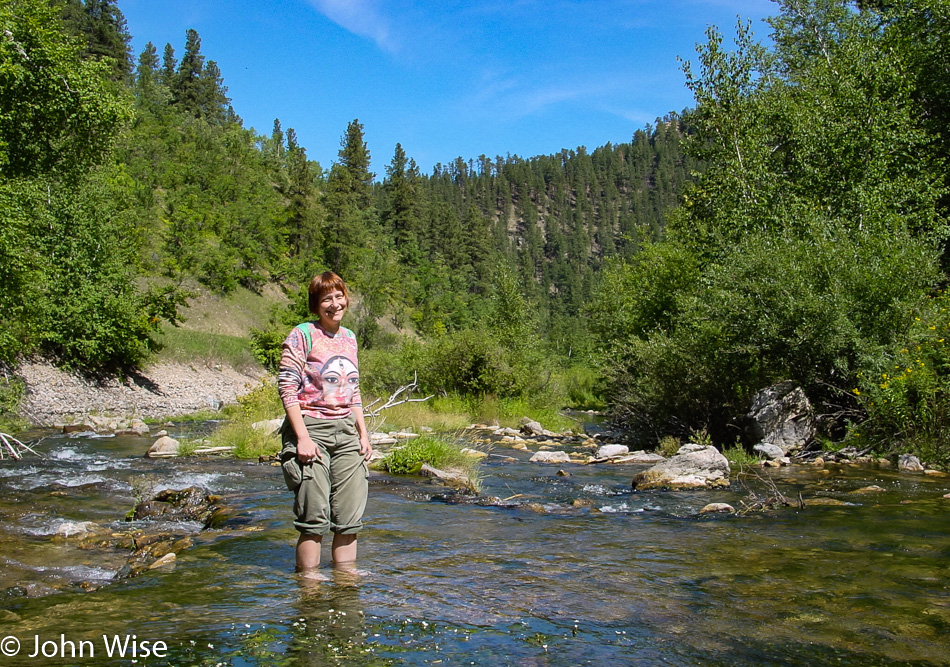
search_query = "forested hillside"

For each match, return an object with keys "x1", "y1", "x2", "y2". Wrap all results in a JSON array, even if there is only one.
[
  {"x1": 5, "y1": 0, "x2": 946, "y2": 463},
  {"x1": 0, "y1": 0, "x2": 697, "y2": 415}
]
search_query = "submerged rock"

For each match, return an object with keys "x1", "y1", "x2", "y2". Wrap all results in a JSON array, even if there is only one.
[
  {"x1": 699, "y1": 503, "x2": 735, "y2": 514},
  {"x1": 130, "y1": 486, "x2": 226, "y2": 528},
  {"x1": 632, "y1": 446, "x2": 730, "y2": 490},
  {"x1": 744, "y1": 381, "x2": 816, "y2": 454}
]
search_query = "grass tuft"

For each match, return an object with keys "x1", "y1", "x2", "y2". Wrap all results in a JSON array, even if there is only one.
[{"x1": 376, "y1": 433, "x2": 483, "y2": 492}]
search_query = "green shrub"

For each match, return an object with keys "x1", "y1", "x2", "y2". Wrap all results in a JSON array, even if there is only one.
[
  {"x1": 592, "y1": 227, "x2": 939, "y2": 442},
  {"x1": 657, "y1": 435, "x2": 681, "y2": 457},
  {"x1": 722, "y1": 443, "x2": 761, "y2": 469},
  {"x1": 854, "y1": 294, "x2": 950, "y2": 466}
]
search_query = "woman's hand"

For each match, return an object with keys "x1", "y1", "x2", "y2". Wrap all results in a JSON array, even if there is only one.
[
  {"x1": 296, "y1": 433, "x2": 322, "y2": 464},
  {"x1": 359, "y1": 433, "x2": 373, "y2": 462}
]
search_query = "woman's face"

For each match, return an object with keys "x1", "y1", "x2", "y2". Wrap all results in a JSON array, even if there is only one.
[{"x1": 317, "y1": 289, "x2": 347, "y2": 329}]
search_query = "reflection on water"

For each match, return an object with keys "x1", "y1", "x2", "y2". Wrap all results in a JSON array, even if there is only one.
[{"x1": 0, "y1": 428, "x2": 948, "y2": 665}]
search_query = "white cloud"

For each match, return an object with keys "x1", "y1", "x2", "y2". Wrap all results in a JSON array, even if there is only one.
[{"x1": 307, "y1": 0, "x2": 399, "y2": 53}]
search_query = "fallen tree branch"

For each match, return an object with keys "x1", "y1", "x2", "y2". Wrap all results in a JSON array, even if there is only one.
[
  {"x1": 363, "y1": 372, "x2": 433, "y2": 419},
  {"x1": 0, "y1": 432, "x2": 40, "y2": 460}
]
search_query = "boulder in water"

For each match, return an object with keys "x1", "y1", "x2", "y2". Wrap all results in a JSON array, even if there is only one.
[
  {"x1": 632, "y1": 446, "x2": 731, "y2": 490},
  {"x1": 898, "y1": 454, "x2": 924, "y2": 472},
  {"x1": 146, "y1": 436, "x2": 179, "y2": 458},
  {"x1": 753, "y1": 443, "x2": 785, "y2": 460},
  {"x1": 530, "y1": 451, "x2": 571, "y2": 464},
  {"x1": 596, "y1": 444, "x2": 629, "y2": 459},
  {"x1": 744, "y1": 381, "x2": 815, "y2": 454}
]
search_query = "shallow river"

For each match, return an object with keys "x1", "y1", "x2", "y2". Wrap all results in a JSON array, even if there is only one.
[{"x1": 1, "y1": 426, "x2": 949, "y2": 666}]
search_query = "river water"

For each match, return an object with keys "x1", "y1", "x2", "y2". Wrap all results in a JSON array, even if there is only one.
[{"x1": 0, "y1": 426, "x2": 949, "y2": 666}]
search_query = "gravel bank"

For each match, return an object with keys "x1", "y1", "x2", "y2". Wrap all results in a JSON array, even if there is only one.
[{"x1": 17, "y1": 361, "x2": 267, "y2": 425}]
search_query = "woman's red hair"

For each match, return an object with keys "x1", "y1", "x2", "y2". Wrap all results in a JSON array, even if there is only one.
[{"x1": 308, "y1": 271, "x2": 349, "y2": 314}]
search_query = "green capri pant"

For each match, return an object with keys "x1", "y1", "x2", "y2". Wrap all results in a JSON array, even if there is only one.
[{"x1": 280, "y1": 414, "x2": 368, "y2": 536}]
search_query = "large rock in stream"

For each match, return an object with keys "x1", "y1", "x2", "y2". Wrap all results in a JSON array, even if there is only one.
[
  {"x1": 743, "y1": 381, "x2": 816, "y2": 454},
  {"x1": 632, "y1": 445, "x2": 731, "y2": 490}
]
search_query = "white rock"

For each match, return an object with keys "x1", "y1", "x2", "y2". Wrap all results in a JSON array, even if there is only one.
[
  {"x1": 147, "y1": 436, "x2": 180, "y2": 458},
  {"x1": 633, "y1": 446, "x2": 731, "y2": 490},
  {"x1": 529, "y1": 451, "x2": 571, "y2": 463},
  {"x1": 596, "y1": 444, "x2": 630, "y2": 458},
  {"x1": 753, "y1": 443, "x2": 785, "y2": 460}
]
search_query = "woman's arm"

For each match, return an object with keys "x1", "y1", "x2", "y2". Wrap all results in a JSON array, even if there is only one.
[
  {"x1": 285, "y1": 402, "x2": 320, "y2": 463},
  {"x1": 351, "y1": 405, "x2": 373, "y2": 461}
]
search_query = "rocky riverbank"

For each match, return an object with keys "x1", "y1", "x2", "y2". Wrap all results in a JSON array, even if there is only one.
[{"x1": 15, "y1": 361, "x2": 266, "y2": 426}]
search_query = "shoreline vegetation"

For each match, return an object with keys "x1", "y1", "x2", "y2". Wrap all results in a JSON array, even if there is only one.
[{"x1": 3, "y1": 0, "x2": 950, "y2": 470}]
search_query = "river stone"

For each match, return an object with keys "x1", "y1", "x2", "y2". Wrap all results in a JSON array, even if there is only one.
[
  {"x1": 520, "y1": 418, "x2": 545, "y2": 436},
  {"x1": 116, "y1": 418, "x2": 150, "y2": 436},
  {"x1": 596, "y1": 444, "x2": 630, "y2": 458},
  {"x1": 899, "y1": 454, "x2": 924, "y2": 472},
  {"x1": 743, "y1": 381, "x2": 815, "y2": 454},
  {"x1": 530, "y1": 451, "x2": 572, "y2": 463},
  {"x1": 625, "y1": 451, "x2": 667, "y2": 464},
  {"x1": 419, "y1": 463, "x2": 474, "y2": 491},
  {"x1": 147, "y1": 435, "x2": 179, "y2": 458},
  {"x1": 63, "y1": 421, "x2": 94, "y2": 434},
  {"x1": 753, "y1": 443, "x2": 785, "y2": 460},
  {"x1": 677, "y1": 443, "x2": 707, "y2": 454},
  {"x1": 851, "y1": 485, "x2": 886, "y2": 494},
  {"x1": 805, "y1": 497, "x2": 854, "y2": 506},
  {"x1": 460, "y1": 448, "x2": 488, "y2": 459},
  {"x1": 632, "y1": 446, "x2": 731, "y2": 490},
  {"x1": 148, "y1": 552, "x2": 177, "y2": 569},
  {"x1": 699, "y1": 503, "x2": 735, "y2": 514},
  {"x1": 494, "y1": 427, "x2": 521, "y2": 437},
  {"x1": 54, "y1": 520, "x2": 98, "y2": 537}
]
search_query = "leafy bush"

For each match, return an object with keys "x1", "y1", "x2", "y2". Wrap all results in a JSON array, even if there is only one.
[
  {"x1": 592, "y1": 227, "x2": 939, "y2": 442},
  {"x1": 854, "y1": 294, "x2": 950, "y2": 466}
]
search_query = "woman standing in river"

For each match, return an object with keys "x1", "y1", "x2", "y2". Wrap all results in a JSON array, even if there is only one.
[{"x1": 278, "y1": 271, "x2": 373, "y2": 577}]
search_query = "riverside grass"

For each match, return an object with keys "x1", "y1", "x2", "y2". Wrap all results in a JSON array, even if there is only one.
[{"x1": 375, "y1": 433, "x2": 484, "y2": 493}]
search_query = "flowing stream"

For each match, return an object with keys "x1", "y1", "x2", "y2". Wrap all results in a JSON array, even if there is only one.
[{"x1": 1, "y1": 425, "x2": 949, "y2": 666}]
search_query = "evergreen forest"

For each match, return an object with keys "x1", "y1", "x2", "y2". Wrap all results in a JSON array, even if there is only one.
[{"x1": 2, "y1": 0, "x2": 949, "y2": 463}]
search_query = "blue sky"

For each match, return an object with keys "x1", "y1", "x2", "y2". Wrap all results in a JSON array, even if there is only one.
[{"x1": 120, "y1": 0, "x2": 775, "y2": 176}]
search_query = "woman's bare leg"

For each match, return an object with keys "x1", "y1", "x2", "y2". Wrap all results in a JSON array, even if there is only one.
[{"x1": 296, "y1": 534, "x2": 323, "y2": 571}]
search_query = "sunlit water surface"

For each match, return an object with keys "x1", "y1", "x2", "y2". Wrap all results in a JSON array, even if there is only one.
[{"x1": 1, "y1": 426, "x2": 948, "y2": 666}]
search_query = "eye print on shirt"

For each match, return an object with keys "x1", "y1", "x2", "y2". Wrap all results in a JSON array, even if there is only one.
[{"x1": 320, "y1": 355, "x2": 359, "y2": 407}]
